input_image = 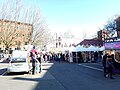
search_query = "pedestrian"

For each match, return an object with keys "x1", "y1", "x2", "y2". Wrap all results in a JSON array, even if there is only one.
[
  {"x1": 105, "y1": 55, "x2": 115, "y2": 79},
  {"x1": 35, "y1": 52, "x2": 40, "y2": 74},
  {"x1": 44, "y1": 54, "x2": 47, "y2": 63},
  {"x1": 37, "y1": 53, "x2": 42, "y2": 73},
  {"x1": 94, "y1": 52, "x2": 98, "y2": 63},
  {"x1": 102, "y1": 53, "x2": 108, "y2": 78},
  {"x1": 35, "y1": 60, "x2": 40, "y2": 74},
  {"x1": 30, "y1": 52, "x2": 37, "y2": 75},
  {"x1": 58, "y1": 53, "x2": 61, "y2": 63}
]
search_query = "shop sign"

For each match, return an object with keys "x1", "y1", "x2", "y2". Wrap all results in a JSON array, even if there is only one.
[{"x1": 105, "y1": 42, "x2": 120, "y2": 49}]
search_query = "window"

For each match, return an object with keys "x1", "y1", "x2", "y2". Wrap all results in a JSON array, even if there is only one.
[
  {"x1": 18, "y1": 41, "x2": 21, "y2": 46},
  {"x1": 15, "y1": 41, "x2": 17, "y2": 45}
]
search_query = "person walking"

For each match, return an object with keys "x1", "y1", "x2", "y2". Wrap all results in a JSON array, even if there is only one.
[
  {"x1": 58, "y1": 53, "x2": 61, "y2": 63},
  {"x1": 30, "y1": 52, "x2": 37, "y2": 75},
  {"x1": 94, "y1": 52, "x2": 98, "y2": 63},
  {"x1": 35, "y1": 52, "x2": 40, "y2": 74},
  {"x1": 106, "y1": 55, "x2": 115, "y2": 79},
  {"x1": 37, "y1": 53, "x2": 42, "y2": 73},
  {"x1": 102, "y1": 53, "x2": 108, "y2": 78}
]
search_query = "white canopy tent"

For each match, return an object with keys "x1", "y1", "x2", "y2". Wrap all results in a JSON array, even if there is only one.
[
  {"x1": 74, "y1": 45, "x2": 86, "y2": 52},
  {"x1": 84, "y1": 46, "x2": 100, "y2": 52},
  {"x1": 74, "y1": 45, "x2": 104, "y2": 52},
  {"x1": 99, "y1": 46, "x2": 105, "y2": 51}
]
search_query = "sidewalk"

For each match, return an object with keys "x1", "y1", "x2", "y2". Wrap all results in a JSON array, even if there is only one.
[{"x1": 27, "y1": 62, "x2": 66, "y2": 90}]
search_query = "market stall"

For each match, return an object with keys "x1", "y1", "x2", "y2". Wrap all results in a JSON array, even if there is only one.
[
  {"x1": 71, "y1": 45, "x2": 104, "y2": 63},
  {"x1": 71, "y1": 39, "x2": 104, "y2": 63},
  {"x1": 105, "y1": 41, "x2": 120, "y2": 70}
]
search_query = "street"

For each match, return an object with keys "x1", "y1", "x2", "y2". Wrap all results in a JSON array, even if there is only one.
[{"x1": 0, "y1": 60, "x2": 120, "y2": 90}]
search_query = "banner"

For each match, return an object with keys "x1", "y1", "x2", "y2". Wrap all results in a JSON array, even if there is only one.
[{"x1": 105, "y1": 42, "x2": 120, "y2": 50}]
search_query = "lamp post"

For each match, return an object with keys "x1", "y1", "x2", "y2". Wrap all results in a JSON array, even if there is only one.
[{"x1": 56, "y1": 33, "x2": 58, "y2": 48}]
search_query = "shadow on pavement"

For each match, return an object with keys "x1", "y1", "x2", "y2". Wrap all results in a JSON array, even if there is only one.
[
  {"x1": 12, "y1": 61, "x2": 66, "y2": 90},
  {"x1": 3, "y1": 60, "x2": 120, "y2": 90},
  {"x1": 5, "y1": 72, "x2": 28, "y2": 76},
  {"x1": 0, "y1": 58, "x2": 10, "y2": 63},
  {"x1": 0, "y1": 68, "x2": 7, "y2": 75},
  {"x1": 0, "y1": 68, "x2": 28, "y2": 76}
]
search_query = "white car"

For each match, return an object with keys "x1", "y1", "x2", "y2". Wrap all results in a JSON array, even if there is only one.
[{"x1": 7, "y1": 50, "x2": 30, "y2": 73}]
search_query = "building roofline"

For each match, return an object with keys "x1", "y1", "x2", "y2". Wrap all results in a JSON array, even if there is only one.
[{"x1": 0, "y1": 19, "x2": 32, "y2": 26}]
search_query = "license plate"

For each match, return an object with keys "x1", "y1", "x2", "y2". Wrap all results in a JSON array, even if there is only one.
[{"x1": 15, "y1": 64, "x2": 22, "y2": 66}]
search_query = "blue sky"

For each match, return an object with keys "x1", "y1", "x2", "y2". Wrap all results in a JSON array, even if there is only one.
[
  {"x1": 34, "y1": 0, "x2": 120, "y2": 39},
  {"x1": 1, "y1": 0, "x2": 120, "y2": 39}
]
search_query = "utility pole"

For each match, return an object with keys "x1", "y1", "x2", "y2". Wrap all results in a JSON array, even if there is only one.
[{"x1": 56, "y1": 33, "x2": 58, "y2": 48}]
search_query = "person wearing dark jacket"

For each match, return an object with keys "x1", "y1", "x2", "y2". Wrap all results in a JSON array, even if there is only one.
[
  {"x1": 94, "y1": 52, "x2": 98, "y2": 62},
  {"x1": 30, "y1": 52, "x2": 37, "y2": 75},
  {"x1": 102, "y1": 53, "x2": 108, "y2": 78},
  {"x1": 106, "y1": 55, "x2": 115, "y2": 79}
]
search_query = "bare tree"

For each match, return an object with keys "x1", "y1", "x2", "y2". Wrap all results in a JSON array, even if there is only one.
[
  {"x1": 104, "y1": 15, "x2": 120, "y2": 38},
  {"x1": 0, "y1": 0, "x2": 53, "y2": 51},
  {"x1": 0, "y1": 0, "x2": 22, "y2": 50},
  {"x1": 25, "y1": 7, "x2": 53, "y2": 50},
  {"x1": 61, "y1": 30, "x2": 74, "y2": 39}
]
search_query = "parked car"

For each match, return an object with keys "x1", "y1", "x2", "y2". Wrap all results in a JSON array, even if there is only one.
[{"x1": 7, "y1": 50, "x2": 31, "y2": 73}]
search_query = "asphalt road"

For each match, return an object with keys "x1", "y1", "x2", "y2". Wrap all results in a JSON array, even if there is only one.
[
  {"x1": 0, "y1": 61, "x2": 120, "y2": 90},
  {"x1": 48, "y1": 62, "x2": 120, "y2": 90}
]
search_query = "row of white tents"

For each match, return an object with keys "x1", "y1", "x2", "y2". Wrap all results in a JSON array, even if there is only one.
[
  {"x1": 63, "y1": 45, "x2": 105, "y2": 52},
  {"x1": 51, "y1": 45, "x2": 105, "y2": 53},
  {"x1": 72, "y1": 45, "x2": 105, "y2": 52},
  {"x1": 68, "y1": 45, "x2": 105, "y2": 63}
]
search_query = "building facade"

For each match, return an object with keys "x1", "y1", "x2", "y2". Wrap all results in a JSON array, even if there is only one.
[
  {"x1": 115, "y1": 16, "x2": 120, "y2": 38},
  {"x1": 97, "y1": 30, "x2": 109, "y2": 41},
  {"x1": 0, "y1": 20, "x2": 33, "y2": 50}
]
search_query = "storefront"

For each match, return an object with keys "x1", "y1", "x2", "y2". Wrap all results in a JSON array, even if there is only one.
[
  {"x1": 105, "y1": 41, "x2": 120, "y2": 70},
  {"x1": 71, "y1": 39, "x2": 104, "y2": 63},
  {"x1": 105, "y1": 41, "x2": 120, "y2": 61}
]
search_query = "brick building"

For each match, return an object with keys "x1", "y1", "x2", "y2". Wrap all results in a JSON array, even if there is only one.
[
  {"x1": 97, "y1": 30, "x2": 109, "y2": 41},
  {"x1": 0, "y1": 20, "x2": 33, "y2": 50}
]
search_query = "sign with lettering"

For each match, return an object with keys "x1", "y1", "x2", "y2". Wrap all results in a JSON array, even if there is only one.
[{"x1": 105, "y1": 42, "x2": 120, "y2": 50}]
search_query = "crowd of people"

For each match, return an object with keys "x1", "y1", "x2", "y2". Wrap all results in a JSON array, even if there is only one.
[
  {"x1": 29, "y1": 46, "x2": 118, "y2": 80},
  {"x1": 72, "y1": 51, "x2": 102, "y2": 63},
  {"x1": 29, "y1": 50, "x2": 69, "y2": 75}
]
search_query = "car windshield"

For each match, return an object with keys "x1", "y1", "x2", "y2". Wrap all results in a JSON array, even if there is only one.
[{"x1": 11, "y1": 58, "x2": 26, "y2": 63}]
